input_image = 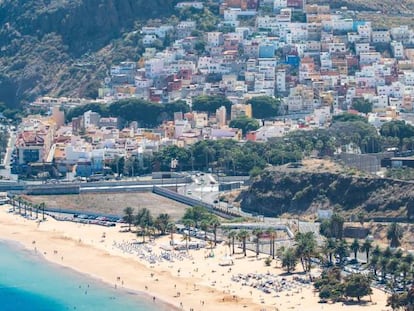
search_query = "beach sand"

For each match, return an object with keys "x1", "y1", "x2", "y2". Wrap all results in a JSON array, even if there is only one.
[{"x1": 0, "y1": 205, "x2": 391, "y2": 311}]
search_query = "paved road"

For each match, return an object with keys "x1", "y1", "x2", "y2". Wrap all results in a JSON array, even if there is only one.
[{"x1": 0, "y1": 128, "x2": 17, "y2": 181}]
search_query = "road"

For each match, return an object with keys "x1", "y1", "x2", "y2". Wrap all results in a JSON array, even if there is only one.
[{"x1": 0, "y1": 127, "x2": 17, "y2": 181}]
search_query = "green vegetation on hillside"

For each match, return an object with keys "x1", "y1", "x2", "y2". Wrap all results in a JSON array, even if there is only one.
[{"x1": 0, "y1": 0, "x2": 178, "y2": 107}]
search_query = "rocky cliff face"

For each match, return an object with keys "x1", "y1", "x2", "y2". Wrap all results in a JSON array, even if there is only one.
[
  {"x1": 0, "y1": 0, "x2": 175, "y2": 107},
  {"x1": 238, "y1": 170, "x2": 414, "y2": 217}
]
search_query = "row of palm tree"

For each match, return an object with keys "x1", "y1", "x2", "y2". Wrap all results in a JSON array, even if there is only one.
[
  {"x1": 320, "y1": 237, "x2": 373, "y2": 265},
  {"x1": 225, "y1": 228, "x2": 278, "y2": 258},
  {"x1": 9, "y1": 196, "x2": 46, "y2": 220}
]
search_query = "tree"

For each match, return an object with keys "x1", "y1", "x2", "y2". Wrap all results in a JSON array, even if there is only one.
[
  {"x1": 238, "y1": 230, "x2": 250, "y2": 257},
  {"x1": 335, "y1": 239, "x2": 349, "y2": 265},
  {"x1": 34, "y1": 203, "x2": 39, "y2": 219},
  {"x1": 295, "y1": 232, "x2": 317, "y2": 272},
  {"x1": 181, "y1": 232, "x2": 191, "y2": 252},
  {"x1": 182, "y1": 206, "x2": 208, "y2": 228},
  {"x1": 370, "y1": 255, "x2": 379, "y2": 276},
  {"x1": 343, "y1": 274, "x2": 372, "y2": 302},
  {"x1": 228, "y1": 230, "x2": 237, "y2": 255},
  {"x1": 332, "y1": 113, "x2": 367, "y2": 123},
  {"x1": 229, "y1": 116, "x2": 260, "y2": 136},
  {"x1": 361, "y1": 239, "x2": 372, "y2": 263},
  {"x1": 191, "y1": 95, "x2": 232, "y2": 114},
  {"x1": 357, "y1": 211, "x2": 366, "y2": 227},
  {"x1": 387, "y1": 258, "x2": 401, "y2": 283},
  {"x1": 350, "y1": 239, "x2": 360, "y2": 261},
  {"x1": 246, "y1": 96, "x2": 281, "y2": 119},
  {"x1": 167, "y1": 222, "x2": 176, "y2": 245},
  {"x1": 323, "y1": 238, "x2": 337, "y2": 264},
  {"x1": 281, "y1": 247, "x2": 297, "y2": 273},
  {"x1": 380, "y1": 256, "x2": 390, "y2": 280},
  {"x1": 330, "y1": 213, "x2": 345, "y2": 239},
  {"x1": 399, "y1": 262, "x2": 410, "y2": 286},
  {"x1": 380, "y1": 120, "x2": 414, "y2": 149},
  {"x1": 135, "y1": 208, "x2": 153, "y2": 243},
  {"x1": 351, "y1": 98, "x2": 372, "y2": 114},
  {"x1": 387, "y1": 222, "x2": 403, "y2": 248},
  {"x1": 40, "y1": 202, "x2": 46, "y2": 221},
  {"x1": 252, "y1": 228, "x2": 263, "y2": 257},
  {"x1": 387, "y1": 292, "x2": 408, "y2": 311},
  {"x1": 320, "y1": 213, "x2": 344, "y2": 239},
  {"x1": 209, "y1": 216, "x2": 220, "y2": 246},
  {"x1": 123, "y1": 207, "x2": 135, "y2": 231},
  {"x1": 266, "y1": 228, "x2": 277, "y2": 259},
  {"x1": 155, "y1": 213, "x2": 170, "y2": 235},
  {"x1": 200, "y1": 220, "x2": 209, "y2": 241}
]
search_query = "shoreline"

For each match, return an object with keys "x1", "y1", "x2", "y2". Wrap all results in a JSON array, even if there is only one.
[
  {"x1": 0, "y1": 239, "x2": 177, "y2": 311},
  {"x1": 0, "y1": 204, "x2": 392, "y2": 311}
]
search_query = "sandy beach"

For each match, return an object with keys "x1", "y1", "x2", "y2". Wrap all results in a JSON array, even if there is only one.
[{"x1": 0, "y1": 204, "x2": 391, "y2": 311}]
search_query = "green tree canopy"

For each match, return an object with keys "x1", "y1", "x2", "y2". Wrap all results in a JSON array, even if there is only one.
[
  {"x1": 343, "y1": 274, "x2": 372, "y2": 302},
  {"x1": 246, "y1": 96, "x2": 281, "y2": 119},
  {"x1": 332, "y1": 113, "x2": 367, "y2": 123},
  {"x1": 351, "y1": 98, "x2": 373, "y2": 114},
  {"x1": 229, "y1": 116, "x2": 260, "y2": 135},
  {"x1": 380, "y1": 120, "x2": 414, "y2": 148},
  {"x1": 191, "y1": 95, "x2": 232, "y2": 114}
]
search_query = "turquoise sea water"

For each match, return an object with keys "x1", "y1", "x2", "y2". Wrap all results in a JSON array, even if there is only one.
[{"x1": 0, "y1": 242, "x2": 164, "y2": 311}]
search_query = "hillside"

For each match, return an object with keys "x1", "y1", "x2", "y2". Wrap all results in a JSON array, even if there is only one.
[
  {"x1": 238, "y1": 160, "x2": 414, "y2": 218},
  {"x1": 0, "y1": 0, "x2": 176, "y2": 107}
]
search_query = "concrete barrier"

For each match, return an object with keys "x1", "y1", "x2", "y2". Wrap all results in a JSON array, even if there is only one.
[{"x1": 153, "y1": 186, "x2": 238, "y2": 219}]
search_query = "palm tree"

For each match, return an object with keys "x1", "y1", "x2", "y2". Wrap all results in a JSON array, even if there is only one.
[
  {"x1": 350, "y1": 239, "x2": 360, "y2": 261},
  {"x1": 383, "y1": 247, "x2": 393, "y2": 260},
  {"x1": 9, "y1": 196, "x2": 14, "y2": 212},
  {"x1": 361, "y1": 239, "x2": 372, "y2": 263},
  {"x1": 167, "y1": 222, "x2": 176, "y2": 245},
  {"x1": 209, "y1": 216, "x2": 220, "y2": 246},
  {"x1": 335, "y1": 239, "x2": 349, "y2": 265},
  {"x1": 404, "y1": 253, "x2": 414, "y2": 266},
  {"x1": 380, "y1": 257, "x2": 390, "y2": 280},
  {"x1": 17, "y1": 196, "x2": 22, "y2": 214},
  {"x1": 387, "y1": 258, "x2": 400, "y2": 283},
  {"x1": 200, "y1": 220, "x2": 209, "y2": 241},
  {"x1": 372, "y1": 245, "x2": 382, "y2": 258},
  {"x1": 370, "y1": 255, "x2": 379, "y2": 276},
  {"x1": 35, "y1": 203, "x2": 39, "y2": 219},
  {"x1": 295, "y1": 232, "x2": 317, "y2": 272},
  {"x1": 40, "y1": 202, "x2": 46, "y2": 220},
  {"x1": 237, "y1": 230, "x2": 250, "y2": 257},
  {"x1": 23, "y1": 199, "x2": 27, "y2": 216},
  {"x1": 135, "y1": 208, "x2": 153, "y2": 243},
  {"x1": 330, "y1": 213, "x2": 345, "y2": 239},
  {"x1": 183, "y1": 218, "x2": 195, "y2": 233},
  {"x1": 154, "y1": 213, "x2": 170, "y2": 235},
  {"x1": 323, "y1": 238, "x2": 337, "y2": 264},
  {"x1": 27, "y1": 202, "x2": 32, "y2": 218},
  {"x1": 252, "y1": 228, "x2": 263, "y2": 257},
  {"x1": 123, "y1": 207, "x2": 134, "y2": 231},
  {"x1": 266, "y1": 228, "x2": 277, "y2": 259},
  {"x1": 227, "y1": 230, "x2": 237, "y2": 255},
  {"x1": 181, "y1": 232, "x2": 191, "y2": 252},
  {"x1": 394, "y1": 249, "x2": 403, "y2": 259},
  {"x1": 387, "y1": 222, "x2": 403, "y2": 248},
  {"x1": 399, "y1": 262, "x2": 410, "y2": 287}
]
